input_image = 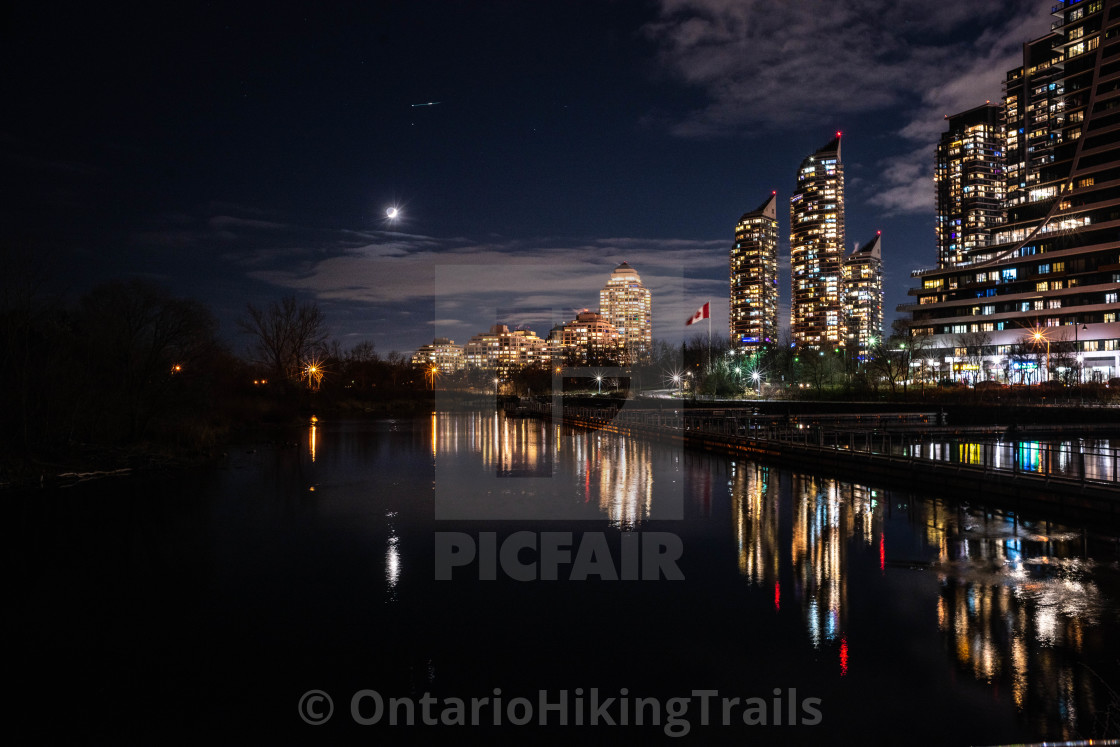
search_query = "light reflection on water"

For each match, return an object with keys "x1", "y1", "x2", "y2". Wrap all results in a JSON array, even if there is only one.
[
  {"x1": 726, "y1": 457, "x2": 1118, "y2": 740},
  {"x1": 300, "y1": 413, "x2": 1119, "y2": 741},
  {"x1": 903, "y1": 439, "x2": 1118, "y2": 482},
  {"x1": 430, "y1": 411, "x2": 671, "y2": 526},
  {"x1": 385, "y1": 511, "x2": 401, "y2": 600}
]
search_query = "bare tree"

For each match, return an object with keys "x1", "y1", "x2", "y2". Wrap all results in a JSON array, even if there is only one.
[
  {"x1": 1009, "y1": 333, "x2": 1041, "y2": 384},
  {"x1": 954, "y1": 330, "x2": 992, "y2": 382},
  {"x1": 348, "y1": 340, "x2": 379, "y2": 363},
  {"x1": 78, "y1": 279, "x2": 219, "y2": 439},
  {"x1": 870, "y1": 337, "x2": 910, "y2": 394},
  {"x1": 800, "y1": 350, "x2": 838, "y2": 396},
  {"x1": 906, "y1": 328, "x2": 937, "y2": 391},
  {"x1": 239, "y1": 296, "x2": 328, "y2": 383}
]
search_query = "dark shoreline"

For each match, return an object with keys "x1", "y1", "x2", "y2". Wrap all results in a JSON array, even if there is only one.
[{"x1": 6, "y1": 393, "x2": 1118, "y2": 490}]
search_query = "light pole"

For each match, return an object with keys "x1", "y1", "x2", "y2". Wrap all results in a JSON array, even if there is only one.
[
  {"x1": 1032, "y1": 327, "x2": 1050, "y2": 383},
  {"x1": 596, "y1": 375, "x2": 603, "y2": 394},
  {"x1": 1074, "y1": 322, "x2": 1087, "y2": 384}
]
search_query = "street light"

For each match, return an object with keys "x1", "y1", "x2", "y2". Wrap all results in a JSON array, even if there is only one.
[
  {"x1": 596, "y1": 375, "x2": 603, "y2": 394},
  {"x1": 304, "y1": 359, "x2": 325, "y2": 390},
  {"x1": 1032, "y1": 327, "x2": 1050, "y2": 382},
  {"x1": 1074, "y1": 322, "x2": 1088, "y2": 385}
]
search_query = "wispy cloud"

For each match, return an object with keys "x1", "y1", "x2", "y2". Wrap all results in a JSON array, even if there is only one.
[
  {"x1": 132, "y1": 204, "x2": 731, "y2": 348},
  {"x1": 248, "y1": 233, "x2": 724, "y2": 344},
  {"x1": 645, "y1": 0, "x2": 1049, "y2": 214}
]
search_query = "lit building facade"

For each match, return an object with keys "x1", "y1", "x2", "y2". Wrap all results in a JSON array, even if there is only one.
[
  {"x1": 843, "y1": 233, "x2": 884, "y2": 357},
  {"x1": 463, "y1": 325, "x2": 549, "y2": 375},
  {"x1": 598, "y1": 262, "x2": 652, "y2": 365},
  {"x1": 411, "y1": 337, "x2": 465, "y2": 373},
  {"x1": 548, "y1": 311, "x2": 620, "y2": 366},
  {"x1": 903, "y1": 0, "x2": 1120, "y2": 382},
  {"x1": 731, "y1": 193, "x2": 779, "y2": 352},
  {"x1": 791, "y1": 135, "x2": 846, "y2": 350},
  {"x1": 935, "y1": 104, "x2": 1006, "y2": 268}
]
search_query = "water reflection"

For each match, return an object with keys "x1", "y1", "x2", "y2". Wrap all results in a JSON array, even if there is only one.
[
  {"x1": 902, "y1": 439, "x2": 1118, "y2": 482},
  {"x1": 386, "y1": 511, "x2": 400, "y2": 601},
  {"x1": 730, "y1": 463, "x2": 881, "y2": 661},
  {"x1": 432, "y1": 412, "x2": 670, "y2": 526},
  {"x1": 727, "y1": 461, "x2": 1116, "y2": 737},
  {"x1": 928, "y1": 511, "x2": 1110, "y2": 741}
]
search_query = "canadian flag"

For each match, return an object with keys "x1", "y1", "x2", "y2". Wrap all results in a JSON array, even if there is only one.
[{"x1": 686, "y1": 302, "x2": 710, "y2": 326}]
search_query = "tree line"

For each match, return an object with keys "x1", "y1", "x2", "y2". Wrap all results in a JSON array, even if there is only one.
[{"x1": 0, "y1": 268, "x2": 422, "y2": 471}]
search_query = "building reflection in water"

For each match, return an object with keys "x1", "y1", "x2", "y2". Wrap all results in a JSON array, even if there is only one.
[
  {"x1": 927, "y1": 508, "x2": 1108, "y2": 741},
  {"x1": 431, "y1": 412, "x2": 658, "y2": 527},
  {"x1": 905, "y1": 439, "x2": 1117, "y2": 482},
  {"x1": 730, "y1": 463, "x2": 879, "y2": 659},
  {"x1": 727, "y1": 461, "x2": 1115, "y2": 738}
]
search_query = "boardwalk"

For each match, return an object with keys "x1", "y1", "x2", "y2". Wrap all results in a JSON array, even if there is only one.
[{"x1": 513, "y1": 400, "x2": 1120, "y2": 524}]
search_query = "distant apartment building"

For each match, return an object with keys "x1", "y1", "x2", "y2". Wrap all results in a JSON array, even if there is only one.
[
  {"x1": 463, "y1": 325, "x2": 549, "y2": 375},
  {"x1": 791, "y1": 135, "x2": 846, "y2": 350},
  {"x1": 411, "y1": 337, "x2": 465, "y2": 373},
  {"x1": 843, "y1": 233, "x2": 884, "y2": 357},
  {"x1": 903, "y1": 0, "x2": 1120, "y2": 382},
  {"x1": 730, "y1": 193, "x2": 779, "y2": 352},
  {"x1": 598, "y1": 262, "x2": 652, "y2": 364},
  {"x1": 548, "y1": 310, "x2": 620, "y2": 366},
  {"x1": 934, "y1": 104, "x2": 1006, "y2": 268}
]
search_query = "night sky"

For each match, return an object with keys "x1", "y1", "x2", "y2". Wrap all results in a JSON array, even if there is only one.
[{"x1": 3, "y1": 1, "x2": 1053, "y2": 356}]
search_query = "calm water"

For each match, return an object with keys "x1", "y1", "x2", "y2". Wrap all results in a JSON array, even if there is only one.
[{"x1": 9, "y1": 413, "x2": 1120, "y2": 745}]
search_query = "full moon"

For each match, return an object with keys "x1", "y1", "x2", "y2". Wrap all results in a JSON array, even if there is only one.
[{"x1": 386, "y1": 207, "x2": 399, "y2": 219}]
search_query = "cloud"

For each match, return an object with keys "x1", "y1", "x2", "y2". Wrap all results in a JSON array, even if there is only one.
[
  {"x1": 646, "y1": 0, "x2": 1039, "y2": 135},
  {"x1": 646, "y1": 0, "x2": 1049, "y2": 214},
  {"x1": 866, "y1": 144, "x2": 935, "y2": 215},
  {"x1": 134, "y1": 207, "x2": 741, "y2": 349},
  {"x1": 207, "y1": 215, "x2": 290, "y2": 232},
  {"x1": 867, "y1": 8, "x2": 1047, "y2": 215},
  {"x1": 229, "y1": 230, "x2": 724, "y2": 345}
]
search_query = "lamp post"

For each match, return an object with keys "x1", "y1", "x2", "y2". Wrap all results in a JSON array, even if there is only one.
[
  {"x1": 1032, "y1": 327, "x2": 1050, "y2": 383},
  {"x1": 596, "y1": 375, "x2": 603, "y2": 394},
  {"x1": 1074, "y1": 322, "x2": 1087, "y2": 384}
]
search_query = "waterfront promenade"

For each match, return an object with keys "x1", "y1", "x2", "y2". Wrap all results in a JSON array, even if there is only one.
[{"x1": 513, "y1": 399, "x2": 1120, "y2": 525}]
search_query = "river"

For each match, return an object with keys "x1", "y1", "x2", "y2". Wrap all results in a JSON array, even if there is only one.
[{"x1": 9, "y1": 412, "x2": 1120, "y2": 745}]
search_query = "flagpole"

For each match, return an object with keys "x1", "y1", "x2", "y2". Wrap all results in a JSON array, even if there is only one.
[{"x1": 707, "y1": 299, "x2": 711, "y2": 372}]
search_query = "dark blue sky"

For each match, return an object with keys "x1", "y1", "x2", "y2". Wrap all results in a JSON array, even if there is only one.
[{"x1": 2, "y1": 1, "x2": 1051, "y2": 355}]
